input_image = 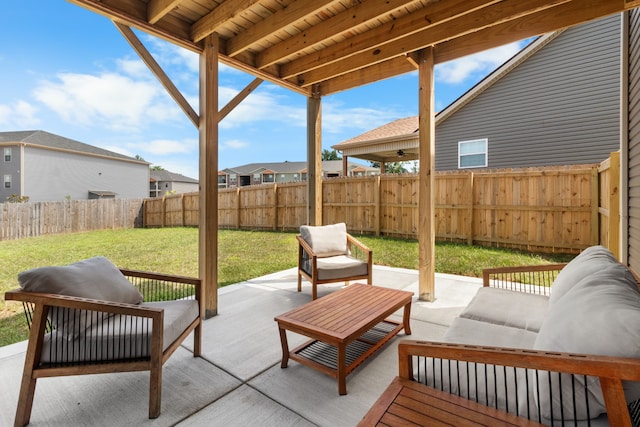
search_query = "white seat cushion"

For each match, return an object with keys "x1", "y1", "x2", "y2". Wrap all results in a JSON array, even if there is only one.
[
  {"x1": 459, "y1": 287, "x2": 549, "y2": 332},
  {"x1": 316, "y1": 255, "x2": 368, "y2": 281},
  {"x1": 40, "y1": 299, "x2": 199, "y2": 363}
]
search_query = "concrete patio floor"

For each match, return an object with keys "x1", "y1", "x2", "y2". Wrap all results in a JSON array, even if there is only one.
[{"x1": 0, "y1": 266, "x2": 482, "y2": 427}]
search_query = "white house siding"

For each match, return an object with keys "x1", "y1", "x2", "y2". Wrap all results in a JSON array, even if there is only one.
[
  {"x1": 435, "y1": 15, "x2": 621, "y2": 171},
  {"x1": 627, "y1": 9, "x2": 640, "y2": 270},
  {"x1": 23, "y1": 147, "x2": 148, "y2": 202}
]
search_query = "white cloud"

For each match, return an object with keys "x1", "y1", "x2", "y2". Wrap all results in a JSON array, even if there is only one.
[
  {"x1": 0, "y1": 100, "x2": 40, "y2": 127},
  {"x1": 33, "y1": 72, "x2": 181, "y2": 131},
  {"x1": 218, "y1": 86, "x2": 305, "y2": 129},
  {"x1": 322, "y1": 102, "x2": 405, "y2": 135},
  {"x1": 435, "y1": 41, "x2": 526, "y2": 84},
  {"x1": 221, "y1": 139, "x2": 249, "y2": 150}
]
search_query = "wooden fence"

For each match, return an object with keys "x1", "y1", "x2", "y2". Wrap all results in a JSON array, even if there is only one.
[
  {"x1": 144, "y1": 155, "x2": 622, "y2": 254},
  {"x1": 0, "y1": 198, "x2": 144, "y2": 241}
]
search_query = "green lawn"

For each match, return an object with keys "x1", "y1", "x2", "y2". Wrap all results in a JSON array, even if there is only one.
[{"x1": 0, "y1": 228, "x2": 573, "y2": 347}]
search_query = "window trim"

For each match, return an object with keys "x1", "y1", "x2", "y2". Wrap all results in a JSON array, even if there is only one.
[
  {"x1": 458, "y1": 138, "x2": 488, "y2": 169},
  {"x1": 4, "y1": 174, "x2": 11, "y2": 189},
  {"x1": 4, "y1": 147, "x2": 11, "y2": 162}
]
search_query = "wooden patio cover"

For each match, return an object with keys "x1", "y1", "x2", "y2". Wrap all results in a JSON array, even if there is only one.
[{"x1": 68, "y1": 0, "x2": 639, "y2": 316}]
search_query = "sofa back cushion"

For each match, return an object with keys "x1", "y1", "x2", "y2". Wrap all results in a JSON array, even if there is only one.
[
  {"x1": 18, "y1": 257, "x2": 144, "y2": 339},
  {"x1": 534, "y1": 262, "x2": 640, "y2": 421},
  {"x1": 550, "y1": 245, "x2": 618, "y2": 306},
  {"x1": 300, "y1": 223, "x2": 348, "y2": 257}
]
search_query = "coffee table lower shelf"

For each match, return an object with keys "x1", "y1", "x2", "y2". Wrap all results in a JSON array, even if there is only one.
[{"x1": 287, "y1": 320, "x2": 402, "y2": 387}]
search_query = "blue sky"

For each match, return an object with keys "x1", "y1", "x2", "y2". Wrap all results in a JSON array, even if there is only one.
[{"x1": 0, "y1": 0, "x2": 531, "y2": 179}]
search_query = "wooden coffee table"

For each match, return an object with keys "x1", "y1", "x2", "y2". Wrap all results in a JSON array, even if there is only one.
[{"x1": 274, "y1": 283, "x2": 413, "y2": 395}]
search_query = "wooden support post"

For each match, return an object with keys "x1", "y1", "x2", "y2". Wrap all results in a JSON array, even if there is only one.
[
  {"x1": 375, "y1": 175, "x2": 381, "y2": 236},
  {"x1": 307, "y1": 86, "x2": 322, "y2": 225},
  {"x1": 468, "y1": 172, "x2": 474, "y2": 246},
  {"x1": 591, "y1": 165, "x2": 600, "y2": 247},
  {"x1": 199, "y1": 33, "x2": 219, "y2": 318},
  {"x1": 418, "y1": 47, "x2": 436, "y2": 302}
]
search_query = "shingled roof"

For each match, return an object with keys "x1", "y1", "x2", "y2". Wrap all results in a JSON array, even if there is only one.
[
  {"x1": 150, "y1": 169, "x2": 198, "y2": 183},
  {"x1": 0, "y1": 130, "x2": 146, "y2": 163}
]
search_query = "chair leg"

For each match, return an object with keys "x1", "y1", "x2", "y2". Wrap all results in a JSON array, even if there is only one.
[
  {"x1": 297, "y1": 271, "x2": 302, "y2": 292},
  {"x1": 15, "y1": 304, "x2": 49, "y2": 427},
  {"x1": 193, "y1": 322, "x2": 202, "y2": 357},
  {"x1": 312, "y1": 282, "x2": 317, "y2": 300},
  {"x1": 149, "y1": 362, "x2": 162, "y2": 419}
]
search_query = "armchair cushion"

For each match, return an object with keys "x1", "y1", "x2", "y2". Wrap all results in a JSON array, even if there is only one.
[
  {"x1": 316, "y1": 255, "x2": 369, "y2": 281},
  {"x1": 40, "y1": 299, "x2": 199, "y2": 363},
  {"x1": 18, "y1": 257, "x2": 144, "y2": 339},
  {"x1": 300, "y1": 223, "x2": 348, "y2": 257}
]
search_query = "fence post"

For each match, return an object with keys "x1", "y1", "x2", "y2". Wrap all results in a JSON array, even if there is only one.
[
  {"x1": 374, "y1": 175, "x2": 381, "y2": 236},
  {"x1": 273, "y1": 183, "x2": 278, "y2": 231},
  {"x1": 235, "y1": 187, "x2": 241, "y2": 229},
  {"x1": 468, "y1": 171, "x2": 474, "y2": 246},
  {"x1": 609, "y1": 151, "x2": 621, "y2": 260},
  {"x1": 161, "y1": 196, "x2": 166, "y2": 227},
  {"x1": 590, "y1": 166, "x2": 599, "y2": 246}
]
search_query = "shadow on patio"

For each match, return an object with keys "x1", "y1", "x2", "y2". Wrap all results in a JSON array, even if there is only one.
[{"x1": 0, "y1": 266, "x2": 481, "y2": 427}]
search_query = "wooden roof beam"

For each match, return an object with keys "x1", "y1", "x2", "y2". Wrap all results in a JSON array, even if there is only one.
[
  {"x1": 147, "y1": 0, "x2": 181, "y2": 24},
  {"x1": 114, "y1": 21, "x2": 199, "y2": 127},
  {"x1": 255, "y1": 0, "x2": 420, "y2": 69},
  {"x1": 317, "y1": 56, "x2": 415, "y2": 96},
  {"x1": 68, "y1": 0, "x2": 201, "y2": 54},
  {"x1": 434, "y1": 0, "x2": 629, "y2": 64},
  {"x1": 279, "y1": 0, "x2": 502, "y2": 80},
  {"x1": 191, "y1": 0, "x2": 262, "y2": 43},
  {"x1": 219, "y1": 78, "x2": 263, "y2": 121},
  {"x1": 225, "y1": 0, "x2": 341, "y2": 57},
  {"x1": 297, "y1": 0, "x2": 567, "y2": 88}
]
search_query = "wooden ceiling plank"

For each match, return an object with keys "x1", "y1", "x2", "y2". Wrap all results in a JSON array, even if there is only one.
[
  {"x1": 255, "y1": 0, "x2": 420, "y2": 69},
  {"x1": 68, "y1": 0, "x2": 201, "y2": 53},
  {"x1": 191, "y1": 0, "x2": 263, "y2": 43},
  {"x1": 297, "y1": 0, "x2": 568, "y2": 87},
  {"x1": 114, "y1": 21, "x2": 200, "y2": 127},
  {"x1": 279, "y1": 0, "x2": 502, "y2": 80},
  {"x1": 225, "y1": 0, "x2": 340, "y2": 57},
  {"x1": 435, "y1": 0, "x2": 628, "y2": 65},
  {"x1": 317, "y1": 56, "x2": 415, "y2": 96},
  {"x1": 147, "y1": 0, "x2": 182, "y2": 24}
]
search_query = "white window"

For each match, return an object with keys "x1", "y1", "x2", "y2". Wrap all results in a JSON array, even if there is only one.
[
  {"x1": 4, "y1": 175, "x2": 11, "y2": 189},
  {"x1": 458, "y1": 139, "x2": 488, "y2": 169},
  {"x1": 4, "y1": 148, "x2": 11, "y2": 162}
]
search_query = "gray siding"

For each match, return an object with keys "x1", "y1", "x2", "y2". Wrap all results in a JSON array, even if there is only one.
[
  {"x1": 436, "y1": 15, "x2": 621, "y2": 171},
  {"x1": 23, "y1": 147, "x2": 149, "y2": 202},
  {"x1": 0, "y1": 144, "x2": 22, "y2": 201},
  {"x1": 628, "y1": 9, "x2": 640, "y2": 270}
]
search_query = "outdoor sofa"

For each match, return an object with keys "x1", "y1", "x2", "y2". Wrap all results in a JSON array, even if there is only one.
[
  {"x1": 361, "y1": 246, "x2": 640, "y2": 426},
  {"x1": 5, "y1": 256, "x2": 202, "y2": 426}
]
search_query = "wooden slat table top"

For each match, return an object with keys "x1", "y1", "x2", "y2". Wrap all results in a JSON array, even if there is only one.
[
  {"x1": 274, "y1": 284, "x2": 413, "y2": 344},
  {"x1": 358, "y1": 377, "x2": 546, "y2": 427}
]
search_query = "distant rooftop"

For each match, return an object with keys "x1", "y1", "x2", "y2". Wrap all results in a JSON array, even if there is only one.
[
  {"x1": 0, "y1": 130, "x2": 145, "y2": 163},
  {"x1": 150, "y1": 169, "x2": 198, "y2": 183}
]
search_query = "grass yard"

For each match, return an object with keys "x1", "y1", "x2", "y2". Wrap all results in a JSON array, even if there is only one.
[{"x1": 0, "y1": 228, "x2": 573, "y2": 347}]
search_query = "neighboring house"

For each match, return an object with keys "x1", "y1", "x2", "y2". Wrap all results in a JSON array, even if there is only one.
[
  {"x1": 219, "y1": 160, "x2": 378, "y2": 188},
  {"x1": 333, "y1": 14, "x2": 621, "y2": 171},
  {"x1": 150, "y1": 169, "x2": 199, "y2": 197},
  {"x1": 0, "y1": 130, "x2": 149, "y2": 202}
]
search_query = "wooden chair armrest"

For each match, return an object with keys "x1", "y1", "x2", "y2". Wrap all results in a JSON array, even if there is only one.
[
  {"x1": 482, "y1": 263, "x2": 567, "y2": 293},
  {"x1": 398, "y1": 340, "x2": 640, "y2": 381},
  {"x1": 296, "y1": 234, "x2": 317, "y2": 258},
  {"x1": 5, "y1": 289, "x2": 163, "y2": 319},
  {"x1": 346, "y1": 234, "x2": 371, "y2": 254},
  {"x1": 398, "y1": 340, "x2": 640, "y2": 426},
  {"x1": 119, "y1": 269, "x2": 200, "y2": 286}
]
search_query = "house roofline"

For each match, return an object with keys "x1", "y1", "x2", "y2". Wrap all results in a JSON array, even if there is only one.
[{"x1": 14, "y1": 142, "x2": 149, "y2": 166}]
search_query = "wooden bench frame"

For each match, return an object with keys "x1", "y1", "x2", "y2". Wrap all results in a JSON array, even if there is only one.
[
  {"x1": 360, "y1": 263, "x2": 640, "y2": 426},
  {"x1": 5, "y1": 269, "x2": 202, "y2": 427}
]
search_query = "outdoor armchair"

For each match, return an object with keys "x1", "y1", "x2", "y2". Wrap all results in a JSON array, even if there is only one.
[
  {"x1": 5, "y1": 257, "x2": 202, "y2": 426},
  {"x1": 297, "y1": 222, "x2": 372, "y2": 300}
]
